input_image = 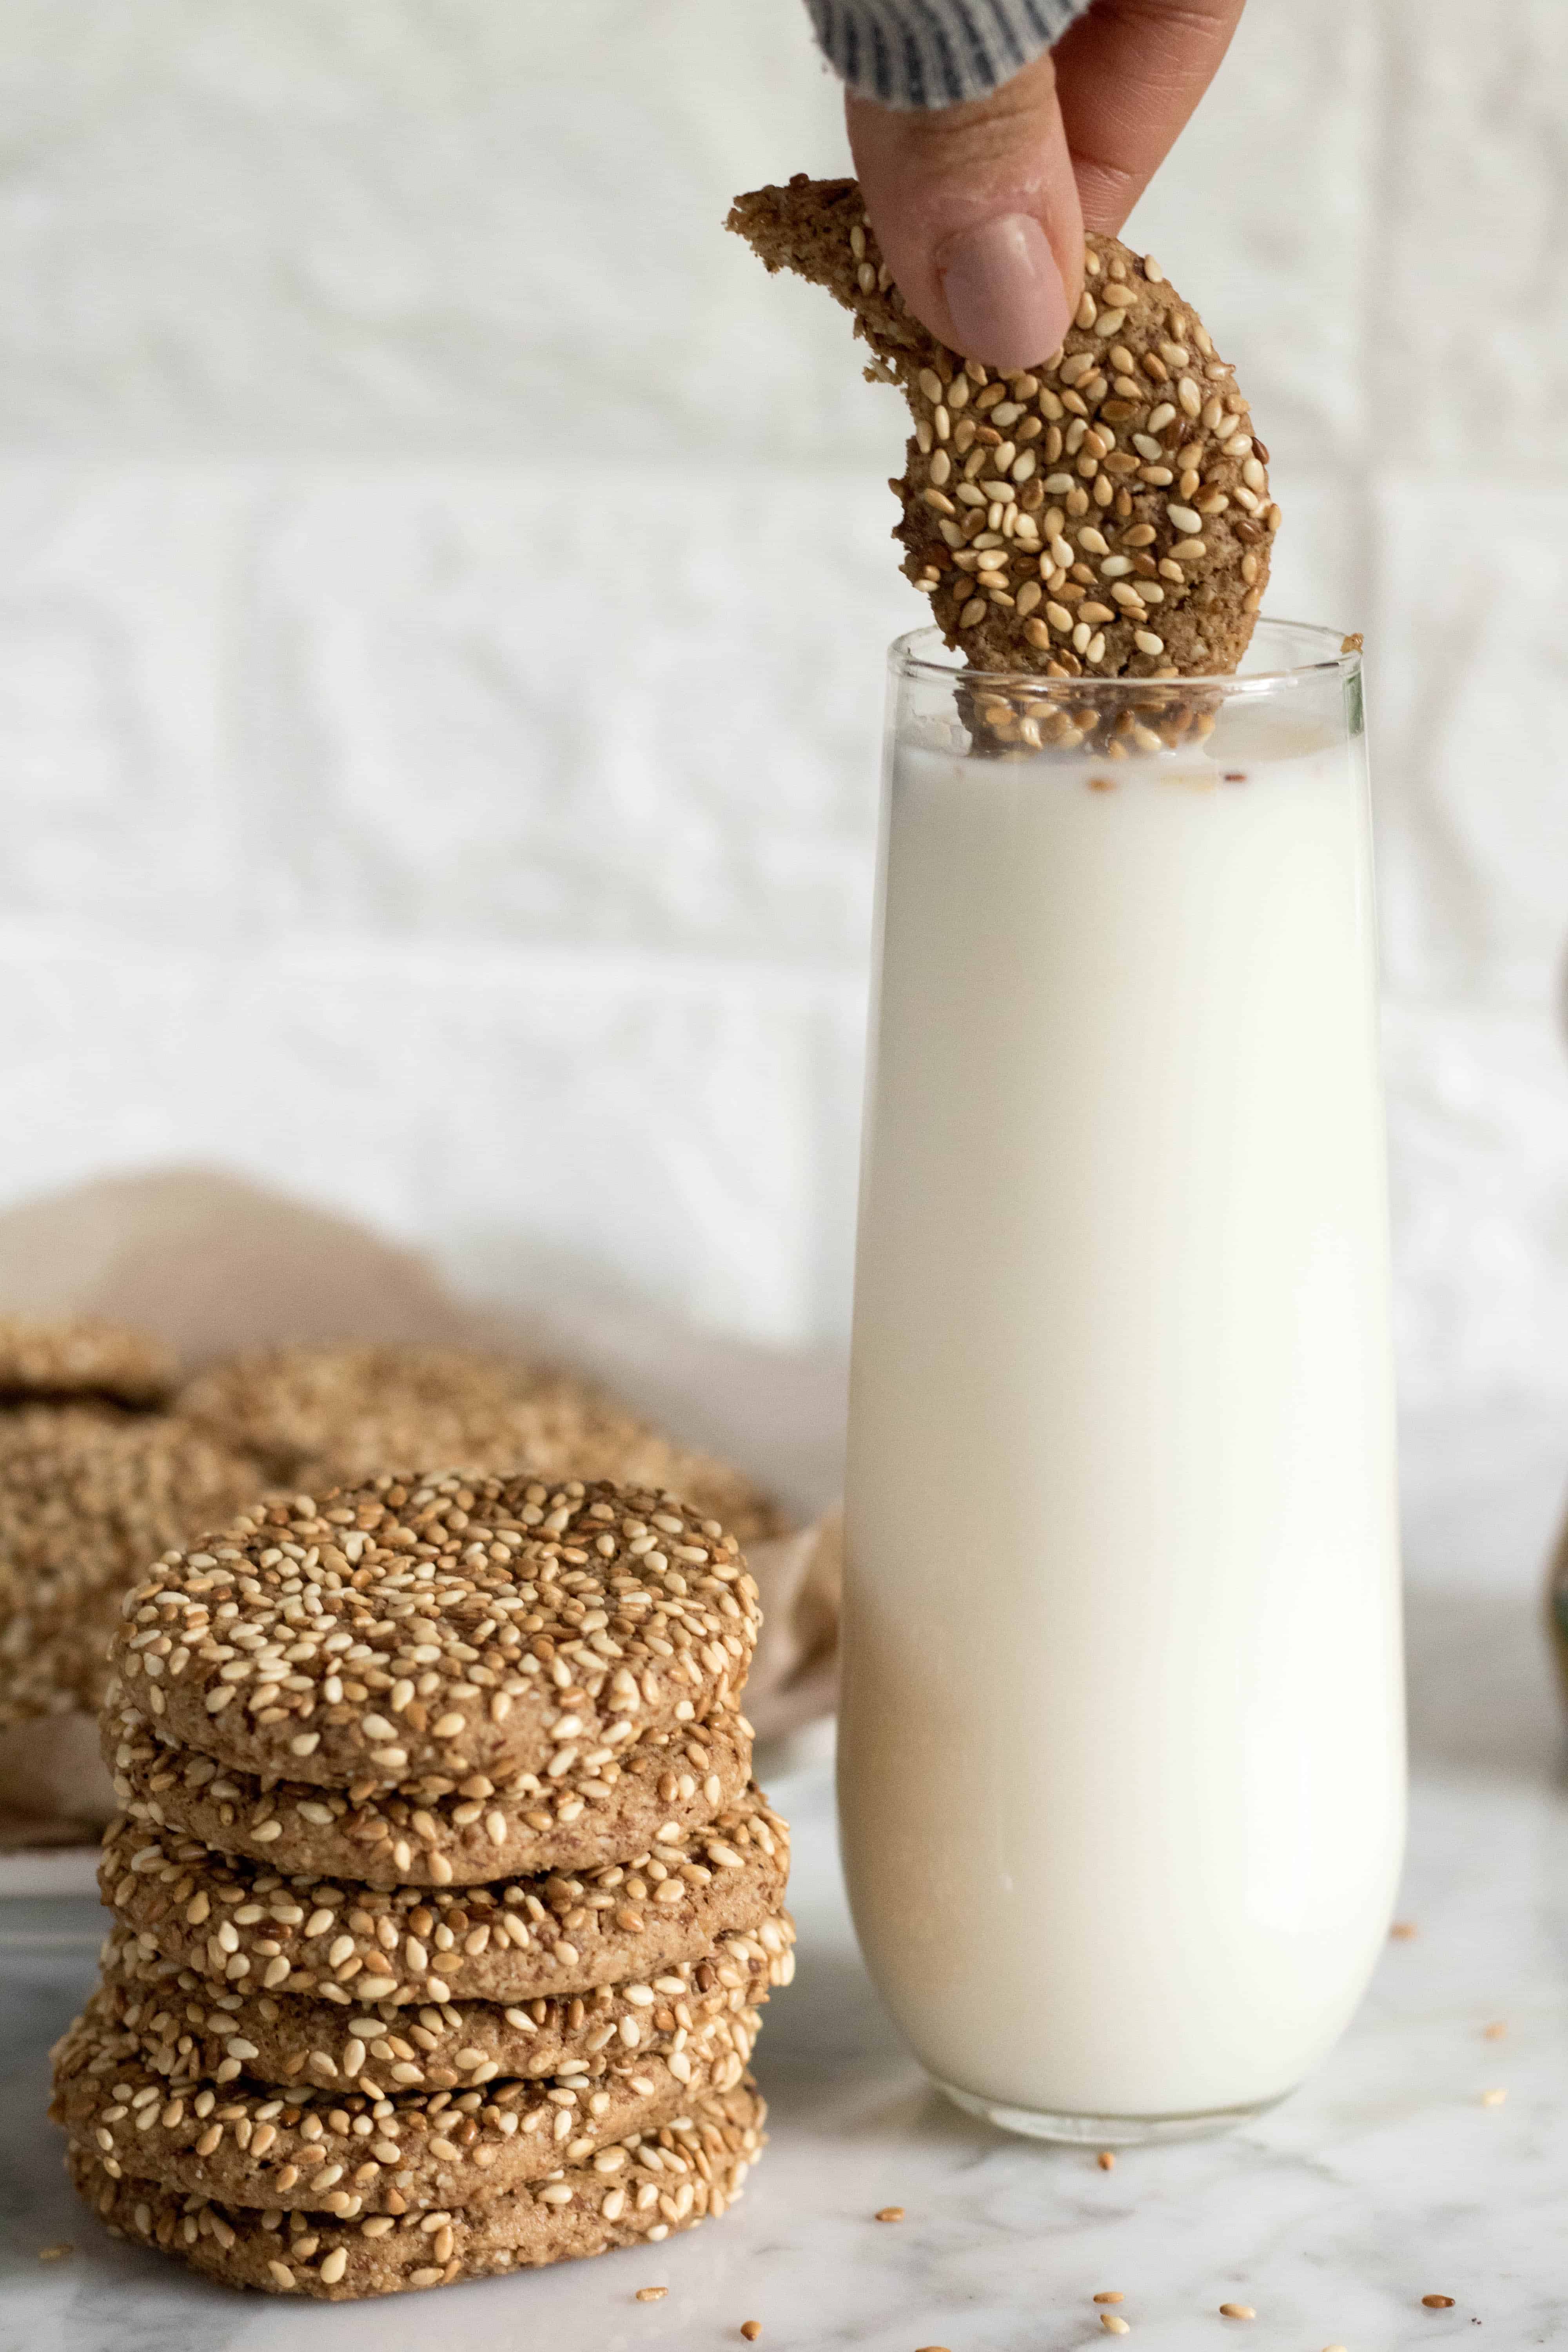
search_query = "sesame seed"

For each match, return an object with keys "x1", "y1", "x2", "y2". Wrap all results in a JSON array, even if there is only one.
[
  {"x1": 1096, "y1": 2151, "x2": 1116, "y2": 2169},
  {"x1": 1102, "y1": 2319, "x2": 1130, "y2": 2337},
  {"x1": 1390, "y1": 1922, "x2": 1418, "y2": 1940},
  {"x1": 1219, "y1": 2304, "x2": 1255, "y2": 2320},
  {"x1": 1480, "y1": 2087, "x2": 1506, "y2": 2106},
  {"x1": 875, "y1": 2205, "x2": 905, "y2": 2222},
  {"x1": 636, "y1": 2285, "x2": 667, "y2": 2301},
  {"x1": 1483, "y1": 2021, "x2": 1508, "y2": 2039},
  {"x1": 36, "y1": 2244, "x2": 73, "y2": 2262},
  {"x1": 1421, "y1": 2295, "x2": 1455, "y2": 2309}
]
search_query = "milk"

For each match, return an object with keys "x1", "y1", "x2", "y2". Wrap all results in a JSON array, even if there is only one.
[{"x1": 840, "y1": 697, "x2": 1404, "y2": 2130}]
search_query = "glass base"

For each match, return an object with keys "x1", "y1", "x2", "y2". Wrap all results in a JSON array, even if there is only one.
[{"x1": 933, "y1": 2074, "x2": 1287, "y2": 2147}]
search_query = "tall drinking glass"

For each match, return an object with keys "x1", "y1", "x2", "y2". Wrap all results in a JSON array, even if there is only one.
[{"x1": 839, "y1": 621, "x2": 1404, "y2": 2142}]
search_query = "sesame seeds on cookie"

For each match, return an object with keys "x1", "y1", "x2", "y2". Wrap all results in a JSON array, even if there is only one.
[
  {"x1": 97, "y1": 1914, "x2": 793, "y2": 2093},
  {"x1": 178, "y1": 1343, "x2": 787, "y2": 1547},
  {"x1": 65, "y1": 2078, "x2": 766, "y2": 2298},
  {"x1": 111, "y1": 1471, "x2": 762, "y2": 1789},
  {"x1": 727, "y1": 175, "x2": 1275, "y2": 683},
  {"x1": 100, "y1": 1786, "x2": 790, "y2": 2005},
  {"x1": 0, "y1": 1417, "x2": 262, "y2": 1729},
  {"x1": 105, "y1": 1691, "x2": 755, "y2": 1886},
  {"x1": 0, "y1": 1315, "x2": 177, "y2": 1408},
  {"x1": 51, "y1": 1990, "x2": 760, "y2": 2215}
]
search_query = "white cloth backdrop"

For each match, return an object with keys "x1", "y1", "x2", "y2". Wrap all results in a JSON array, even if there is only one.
[{"x1": 0, "y1": 1, "x2": 1565, "y2": 1595}]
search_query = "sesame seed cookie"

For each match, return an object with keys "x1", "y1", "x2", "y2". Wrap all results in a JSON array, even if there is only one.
[
  {"x1": 179, "y1": 1342, "x2": 786, "y2": 1546},
  {"x1": 98, "y1": 1913, "x2": 793, "y2": 2092},
  {"x1": 0, "y1": 1417, "x2": 263, "y2": 1729},
  {"x1": 104, "y1": 1692, "x2": 754, "y2": 1886},
  {"x1": 728, "y1": 176, "x2": 1275, "y2": 682},
  {"x1": 111, "y1": 1472, "x2": 760, "y2": 1791},
  {"x1": 0, "y1": 1314, "x2": 176, "y2": 1407},
  {"x1": 52, "y1": 1989, "x2": 759, "y2": 2216},
  {"x1": 65, "y1": 2079, "x2": 765, "y2": 2298},
  {"x1": 100, "y1": 1786, "x2": 790, "y2": 2005}
]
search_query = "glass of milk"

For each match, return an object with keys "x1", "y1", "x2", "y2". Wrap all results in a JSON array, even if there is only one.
[{"x1": 840, "y1": 620, "x2": 1403, "y2": 2143}]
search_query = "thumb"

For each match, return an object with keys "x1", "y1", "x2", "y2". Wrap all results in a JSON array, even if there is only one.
[{"x1": 847, "y1": 49, "x2": 1084, "y2": 372}]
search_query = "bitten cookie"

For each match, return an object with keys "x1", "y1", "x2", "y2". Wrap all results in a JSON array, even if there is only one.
[
  {"x1": 110, "y1": 1472, "x2": 761, "y2": 1788},
  {"x1": 52, "y1": 1991, "x2": 759, "y2": 2215},
  {"x1": 0, "y1": 1315, "x2": 176, "y2": 1407},
  {"x1": 728, "y1": 176, "x2": 1274, "y2": 682},
  {"x1": 104, "y1": 1692, "x2": 753, "y2": 1885},
  {"x1": 65, "y1": 2079, "x2": 766, "y2": 2298},
  {"x1": 98, "y1": 1913, "x2": 793, "y2": 2092},
  {"x1": 100, "y1": 1787, "x2": 790, "y2": 2004},
  {"x1": 179, "y1": 1342, "x2": 786, "y2": 1546}
]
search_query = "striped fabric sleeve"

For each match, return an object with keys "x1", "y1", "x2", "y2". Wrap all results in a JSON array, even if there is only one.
[{"x1": 803, "y1": 0, "x2": 1095, "y2": 109}]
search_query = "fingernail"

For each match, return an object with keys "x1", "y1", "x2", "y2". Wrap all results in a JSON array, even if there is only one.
[{"x1": 938, "y1": 214, "x2": 1069, "y2": 370}]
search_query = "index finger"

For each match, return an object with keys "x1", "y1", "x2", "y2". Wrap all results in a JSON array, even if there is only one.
[{"x1": 1051, "y1": 0, "x2": 1248, "y2": 233}]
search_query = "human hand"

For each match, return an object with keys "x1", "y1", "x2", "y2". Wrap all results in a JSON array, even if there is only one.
[{"x1": 846, "y1": 0, "x2": 1245, "y2": 370}]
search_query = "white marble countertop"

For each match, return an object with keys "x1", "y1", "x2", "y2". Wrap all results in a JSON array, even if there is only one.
[{"x1": 2, "y1": 1573, "x2": 1566, "y2": 2352}]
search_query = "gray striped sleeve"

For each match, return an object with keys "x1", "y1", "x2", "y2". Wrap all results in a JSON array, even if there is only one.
[{"x1": 804, "y1": 0, "x2": 1094, "y2": 108}]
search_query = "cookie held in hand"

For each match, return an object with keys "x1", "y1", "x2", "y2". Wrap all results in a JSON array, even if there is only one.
[{"x1": 728, "y1": 175, "x2": 1276, "y2": 682}]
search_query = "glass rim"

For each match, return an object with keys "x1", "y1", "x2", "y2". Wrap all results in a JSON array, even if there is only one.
[{"x1": 889, "y1": 615, "x2": 1360, "y2": 695}]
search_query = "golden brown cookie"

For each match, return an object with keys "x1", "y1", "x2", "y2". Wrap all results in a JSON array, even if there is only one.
[
  {"x1": 728, "y1": 176, "x2": 1275, "y2": 682},
  {"x1": 52, "y1": 1989, "x2": 759, "y2": 2215},
  {"x1": 179, "y1": 1342, "x2": 786, "y2": 1545},
  {"x1": 104, "y1": 1692, "x2": 754, "y2": 1885},
  {"x1": 111, "y1": 1472, "x2": 761, "y2": 1789},
  {"x1": 65, "y1": 2079, "x2": 765, "y2": 2297},
  {"x1": 0, "y1": 1417, "x2": 263, "y2": 1729},
  {"x1": 100, "y1": 1786, "x2": 790, "y2": 2004},
  {"x1": 98, "y1": 1913, "x2": 793, "y2": 2091},
  {"x1": 0, "y1": 1315, "x2": 176, "y2": 1407}
]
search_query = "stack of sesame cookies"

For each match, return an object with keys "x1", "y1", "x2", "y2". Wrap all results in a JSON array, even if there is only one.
[{"x1": 53, "y1": 1468, "x2": 791, "y2": 2300}]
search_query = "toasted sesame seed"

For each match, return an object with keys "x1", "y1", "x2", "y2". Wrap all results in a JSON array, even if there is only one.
[
  {"x1": 875, "y1": 2205, "x2": 905, "y2": 2222},
  {"x1": 1421, "y1": 2295, "x2": 1455, "y2": 2309},
  {"x1": 1219, "y1": 2305, "x2": 1255, "y2": 2320},
  {"x1": 1390, "y1": 1922, "x2": 1418, "y2": 1940},
  {"x1": 1483, "y1": 2021, "x2": 1508, "y2": 2039},
  {"x1": 636, "y1": 2285, "x2": 668, "y2": 2301},
  {"x1": 1096, "y1": 2150, "x2": 1116, "y2": 2169}
]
